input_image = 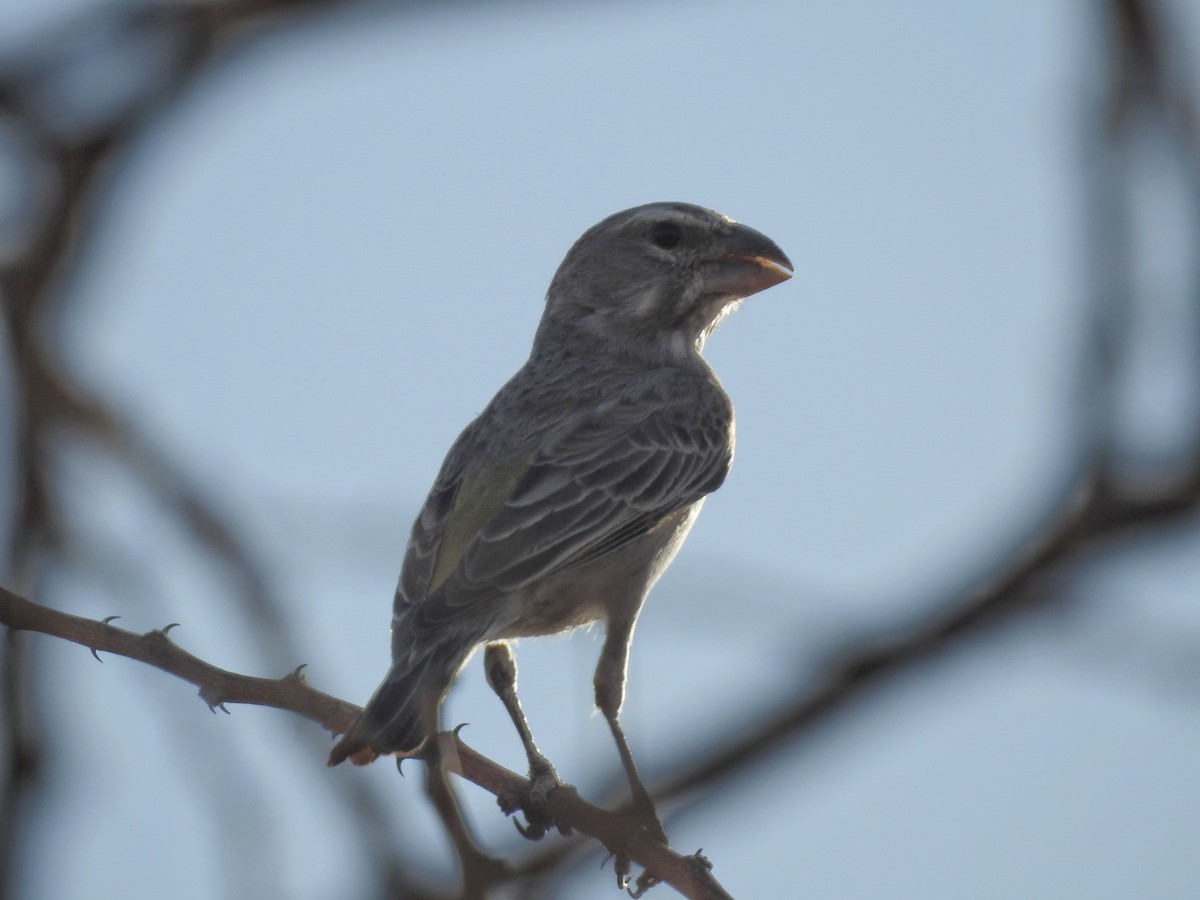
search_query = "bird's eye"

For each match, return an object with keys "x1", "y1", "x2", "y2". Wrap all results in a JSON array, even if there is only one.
[{"x1": 650, "y1": 221, "x2": 682, "y2": 250}]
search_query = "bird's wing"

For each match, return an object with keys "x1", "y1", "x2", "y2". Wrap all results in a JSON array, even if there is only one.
[
  {"x1": 398, "y1": 390, "x2": 732, "y2": 634},
  {"x1": 392, "y1": 422, "x2": 507, "y2": 615}
]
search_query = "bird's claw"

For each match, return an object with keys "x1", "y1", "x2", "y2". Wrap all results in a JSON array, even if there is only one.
[
  {"x1": 628, "y1": 867, "x2": 663, "y2": 899},
  {"x1": 611, "y1": 852, "x2": 632, "y2": 891},
  {"x1": 627, "y1": 849, "x2": 713, "y2": 896},
  {"x1": 498, "y1": 759, "x2": 573, "y2": 841},
  {"x1": 599, "y1": 802, "x2": 673, "y2": 895},
  {"x1": 513, "y1": 811, "x2": 551, "y2": 841},
  {"x1": 602, "y1": 849, "x2": 664, "y2": 897}
]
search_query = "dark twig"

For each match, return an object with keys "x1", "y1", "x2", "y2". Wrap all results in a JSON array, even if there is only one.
[{"x1": 0, "y1": 587, "x2": 357, "y2": 729}]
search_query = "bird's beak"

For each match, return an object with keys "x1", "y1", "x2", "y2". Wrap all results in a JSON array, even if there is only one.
[{"x1": 705, "y1": 223, "x2": 794, "y2": 299}]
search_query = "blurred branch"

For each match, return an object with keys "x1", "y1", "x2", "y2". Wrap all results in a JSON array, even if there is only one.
[
  {"x1": 0, "y1": 586, "x2": 734, "y2": 900},
  {"x1": 661, "y1": 469, "x2": 1200, "y2": 804},
  {"x1": 0, "y1": 0, "x2": 407, "y2": 895}
]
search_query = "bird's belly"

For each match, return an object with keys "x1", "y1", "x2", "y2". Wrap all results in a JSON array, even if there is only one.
[{"x1": 489, "y1": 500, "x2": 704, "y2": 640}]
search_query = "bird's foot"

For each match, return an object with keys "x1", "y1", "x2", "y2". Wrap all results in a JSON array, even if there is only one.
[
  {"x1": 616, "y1": 851, "x2": 708, "y2": 898},
  {"x1": 628, "y1": 866, "x2": 664, "y2": 899},
  {"x1": 602, "y1": 797, "x2": 671, "y2": 895},
  {"x1": 602, "y1": 849, "x2": 664, "y2": 897},
  {"x1": 497, "y1": 757, "x2": 573, "y2": 840}
]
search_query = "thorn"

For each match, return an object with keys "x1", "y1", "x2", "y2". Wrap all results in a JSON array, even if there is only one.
[
  {"x1": 289, "y1": 663, "x2": 308, "y2": 679},
  {"x1": 91, "y1": 616, "x2": 121, "y2": 658},
  {"x1": 451, "y1": 722, "x2": 469, "y2": 738},
  {"x1": 161, "y1": 622, "x2": 181, "y2": 636}
]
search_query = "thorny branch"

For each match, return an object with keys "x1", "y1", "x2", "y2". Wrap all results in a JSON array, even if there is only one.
[{"x1": 0, "y1": 586, "x2": 734, "y2": 900}]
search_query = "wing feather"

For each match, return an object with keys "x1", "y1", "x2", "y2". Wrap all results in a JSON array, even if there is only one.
[{"x1": 400, "y1": 380, "x2": 733, "y2": 633}]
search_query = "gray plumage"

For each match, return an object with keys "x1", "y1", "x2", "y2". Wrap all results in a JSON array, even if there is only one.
[{"x1": 330, "y1": 202, "x2": 791, "y2": 766}]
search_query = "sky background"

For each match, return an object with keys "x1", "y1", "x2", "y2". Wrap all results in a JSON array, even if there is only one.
[{"x1": 3, "y1": 0, "x2": 1200, "y2": 898}]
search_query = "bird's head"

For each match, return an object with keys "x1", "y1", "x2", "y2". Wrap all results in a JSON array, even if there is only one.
[{"x1": 541, "y1": 202, "x2": 793, "y2": 355}]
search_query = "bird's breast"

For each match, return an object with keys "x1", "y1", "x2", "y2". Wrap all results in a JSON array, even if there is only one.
[{"x1": 490, "y1": 501, "x2": 704, "y2": 640}]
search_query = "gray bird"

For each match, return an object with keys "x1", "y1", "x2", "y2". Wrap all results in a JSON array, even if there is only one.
[{"x1": 329, "y1": 202, "x2": 791, "y2": 830}]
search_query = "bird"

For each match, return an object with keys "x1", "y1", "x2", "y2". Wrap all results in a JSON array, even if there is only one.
[{"x1": 328, "y1": 201, "x2": 791, "y2": 835}]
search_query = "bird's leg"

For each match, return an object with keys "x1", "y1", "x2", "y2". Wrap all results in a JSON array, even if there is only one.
[
  {"x1": 594, "y1": 619, "x2": 669, "y2": 859},
  {"x1": 602, "y1": 713, "x2": 666, "y2": 841},
  {"x1": 483, "y1": 642, "x2": 568, "y2": 840}
]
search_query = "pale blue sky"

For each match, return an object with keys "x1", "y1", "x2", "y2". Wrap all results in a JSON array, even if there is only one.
[{"x1": 5, "y1": 1, "x2": 1200, "y2": 898}]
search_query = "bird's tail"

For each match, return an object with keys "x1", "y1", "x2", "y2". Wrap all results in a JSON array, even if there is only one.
[{"x1": 328, "y1": 650, "x2": 448, "y2": 767}]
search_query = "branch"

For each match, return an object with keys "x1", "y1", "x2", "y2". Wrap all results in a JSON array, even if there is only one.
[
  {"x1": 0, "y1": 586, "x2": 356, "y2": 729},
  {"x1": 0, "y1": 587, "x2": 734, "y2": 900}
]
